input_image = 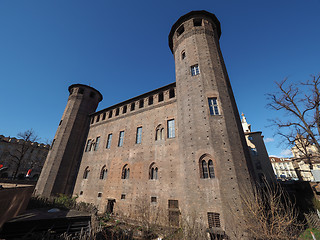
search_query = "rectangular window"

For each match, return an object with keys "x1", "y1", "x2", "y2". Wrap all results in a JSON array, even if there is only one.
[
  {"x1": 167, "y1": 119, "x2": 175, "y2": 138},
  {"x1": 191, "y1": 64, "x2": 200, "y2": 76},
  {"x1": 208, "y1": 98, "x2": 219, "y2": 115},
  {"x1": 148, "y1": 96, "x2": 153, "y2": 105},
  {"x1": 131, "y1": 103, "x2": 135, "y2": 111},
  {"x1": 207, "y1": 212, "x2": 221, "y2": 228},
  {"x1": 96, "y1": 115, "x2": 100, "y2": 122},
  {"x1": 139, "y1": 99, "x2": 144, "y2": 108},
  {"x1": 121, "y1": 194, "x2": 126, "y2": 199},
  {"x1": 102, "y1": 112, "x2": 106, "y2": 120},
  {"x1": 109, "y1": 110, "x2": 113, "y2": 118},
  {"x1": 106, "y1": 134, "x2": 112, "y2": 149},
  {"x1": 85, "y1": 139, "x2": 91, "y2": 152},
  {"x1": 115, "y1": 108, "x2": 119, "y2": 116},
  {"x1": 123, "y1": 105, "x2": 127, "y2": 114},
  {"x1": 94, "y1": 136, "x2": 100, "y2": 151},
  {"x1": 158, "y1": 92, "x2": 164, "y2": 102},
  {"x1": 136, "y1": 127, "x2": 142, "y2": 144},
  {"x1": 168, "y1": 200, "x2": 179, "y2": 209},
  {"x1": 118, "y1": 131, "x2": 124, "y2": 147},
  {"x1": 151, "y1": 197, "x2": 157, "y2": 203}
]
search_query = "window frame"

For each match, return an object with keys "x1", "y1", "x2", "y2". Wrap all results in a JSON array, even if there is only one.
[
  {"x1": 191, "y1": 64, "x2": 200, "y2": 76},
  {"x1": 106, "y1": 133, "x2": 112, "y2": 149},
  {"x1": 136, "y1": 127, "x2": 142, "y2": 144},
  {"x1": 167, "y1": 119, "x2": 175, "y2": 138},
  {"x1": 208, "y1": 97, "x2": 220, "y2": 115},
  {"x1": 94, "y1": 136, "x2": 100, "y2": 151},
  {"x1": 118, "y1": 131, "x2": 124, "y2": 147}
]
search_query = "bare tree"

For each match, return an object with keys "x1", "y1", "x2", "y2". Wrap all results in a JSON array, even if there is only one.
[
  {"x1": 237, "y1": 182, "x2": 303, "y2": 240},
  {"x1": 267, "y1": 74, "x2": 320, "y2": 162},
  {"x1": 6, "y1": 129, "x2": 39, "y2": 179}
]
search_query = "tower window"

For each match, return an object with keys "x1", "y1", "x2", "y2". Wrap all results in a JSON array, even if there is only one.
[
  {"x1": 139, "y1": 99, "x2": 144, "y2": 108},
  {"x1": 100, "y1": 166, "x2": 108, "y2": 179},
  {"x1": 200, "y1": 157, "x2": 215, "y2": 179},
  {"x1": 131, "y1": 102, "x2": 135, "y2": 111},
  {"x1": 149, "y1": 163, "x2": 158, "y2": 180},
  {"x1": 193, "y1": 18, "x2": 202, "y2": 27},
  {"x1": 83, "y1": 167, "x2": 90, "y2": 179},
  {"x1": 167, "y1": 119, "x2": 175, "y2": 138},
  {"x1": 177, "y1": 25, "x2": 184, "y2": 36},
  {"x1": 207, "y1": 212, "x2": 221, "y2": 228},
  {"x1": 151, "y1": 197, "x2": 157, "y2": 203},
  {"x1": 158, "y1": 92, "x2": 164, "y2": 102},
  {"x1": 94, "y1": 136, "x2": 100, "y2": 151},
  {"x1": 169, "y1": 89, "x2": 175, "y2": 98},
  {"x1": 85, "y1": 139, "x2": 91, "y2": 152},
  {"x1": 121, "y1": 164, "x2": 130, "y2": 179},
  {"x1": 121, "y1": 194, "x2": 126, "y2": 199},
  {"x1": 123, "y1": 105, "x2": 127, "y2": 114},
  {"x1": 181, "y1": 51, "x2": 186, "y2": 60},
  {"x1": 191, "y1": 64, "x2": 200, "y2": 76},
  {"x1": 96, "y1": 115, "x2": 100, "y2": 122},
  {"x1": 115, "y1": 108, "x2": 119, "y2": 116},
  {"x1": 98, "y1": 192, "x2": 102, "y2": 198},
  {"x1": 91, "y1": 117, "x2": 94, "y2": 124},
  {"x1": 106, "y1": 133, "x2": 112, "y2": 149},
  {"x1": 102, "y1": 112, "x2": 106, "y2": 120},
  {"x1": 118, "y1": 131, "x2": 124, "y2": 147},
  {"x1": 109, "y1": 110, "x2": 113, "y2": 118},
  {"x1": 136, "y1": 127, "x2": 142, "y2": 144},
  {"x1": 208, "y1": 98, "x2": 219, "y2": 115},
  {"x1": 148, "y1": 96, "x2": 153, "y2": 105}
]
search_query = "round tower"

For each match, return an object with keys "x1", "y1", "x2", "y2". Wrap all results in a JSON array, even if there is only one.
[
  {"x1": 35, "y1": 84, "x2": 102, "y2": 198},
  {"x1": 169, "y1": 11, "x2": 254, "y2": 238}
]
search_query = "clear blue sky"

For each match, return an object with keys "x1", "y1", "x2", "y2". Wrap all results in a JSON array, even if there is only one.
[{"x1": 0, "y1": 0, "x2": 319, "y2": 157}]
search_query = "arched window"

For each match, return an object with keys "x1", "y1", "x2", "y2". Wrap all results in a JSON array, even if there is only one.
[
  {"x1": 208, "y1": 160, "x2": 215, "y2": 178},
  {"x1": 100, "y1": 165, "x2": 108, "y2": 180},
  {"x1": 199, "y1": 155, "x2": 215, "y2": 179},
  {"x1": 149, "y1": 163, "x2": 158, "y2": 180},
  {"x1": 121, "y1": 164, "x2": 130, "y2": 179},
  {"x1": 155, "y1": 125, "x2": 164, "y2": 141},
  {"x1": 83, "y1": 167, "x2": 90, "y2": 179},
  {"x1": 202, "y1": 160, "x2": 208, "y2": 179}
]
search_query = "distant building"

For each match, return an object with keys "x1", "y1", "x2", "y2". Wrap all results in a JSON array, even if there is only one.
[
  {"x1": 0, "y1": 135, "x2": 49, "y2": 180},
  {"x1": 241, "y1": 114, "x2": 276, "y2": 184},
  {"x1": 269, "y1": 157, "x2": 298, "y2": 180},
  {"x1": 291, "y1": 134, "x2": 320, "y2": 182}
]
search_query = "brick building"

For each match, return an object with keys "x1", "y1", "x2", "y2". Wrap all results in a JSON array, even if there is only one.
[
  {"x1": 35, "y1": 11, "x2": 255, "y2": 239},
  {"x1": 0, "y1": 135, "x2": 49, "y2": 180}
]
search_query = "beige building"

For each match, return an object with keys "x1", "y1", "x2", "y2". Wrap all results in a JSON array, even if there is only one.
[
  {"x1": 241, "y1": 114, "x2": 276, "y2": 184},
  {"x1": 269, "y1": 157, "x2": 298, "y2": 180},
  {"x1": 291, "y1": 135, "x2": 320, "y2": 182},
  {"x1": 0, "y1": 135, "x2": 49, "y2": 180},
  {"x1": 36, "y1": 11, "x2": 256, "y2": 239}
]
